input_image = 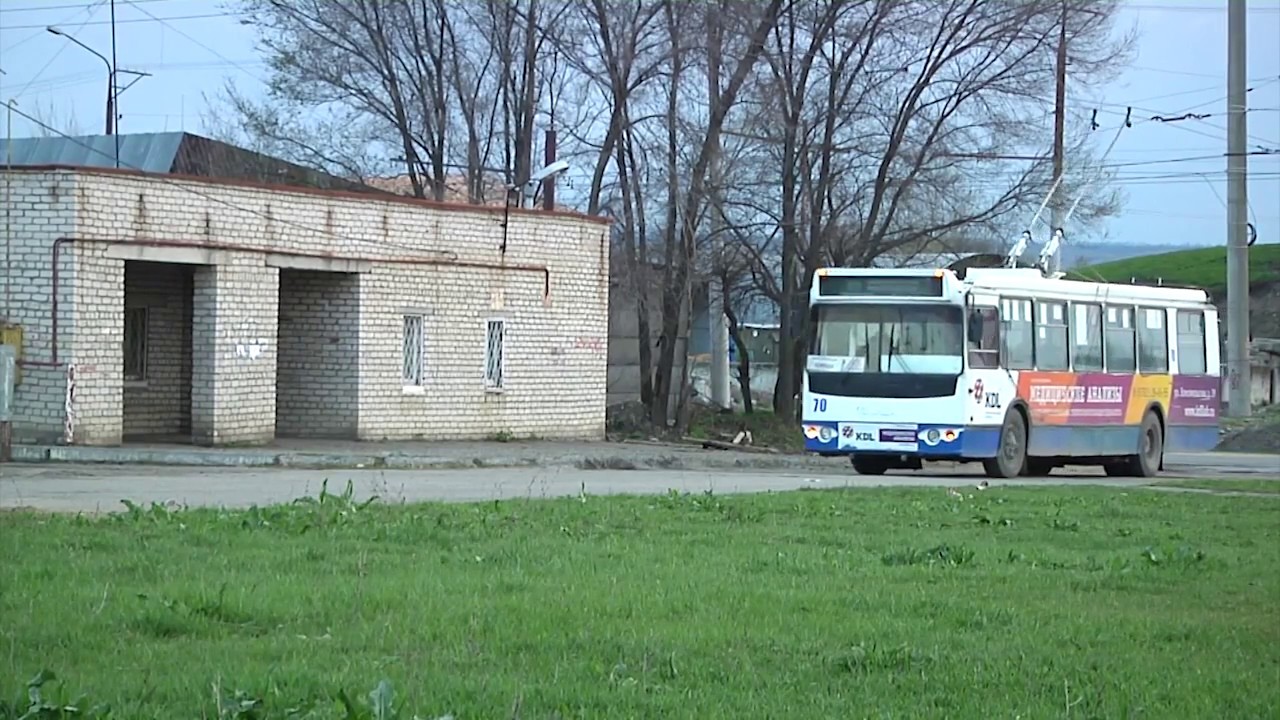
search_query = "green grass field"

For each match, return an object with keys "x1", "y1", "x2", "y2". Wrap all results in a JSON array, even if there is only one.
[
  {"x1": 1154, "y1": 478, "x2": 1280, "y2": 495},
  {"x1": 1070, "y1": 243, "x2": 1280, "y2": 298},
  {"x1": 2, "y1": 486, "x2": 1278, "y2": 719}
]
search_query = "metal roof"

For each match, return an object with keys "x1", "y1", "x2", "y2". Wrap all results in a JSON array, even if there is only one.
[{"x1": 0, "y1": 132, "x2": 185, "y2": 173}]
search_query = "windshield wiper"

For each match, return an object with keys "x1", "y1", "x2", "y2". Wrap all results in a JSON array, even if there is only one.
[{"x1": 885, "y1": 324, "x2": 896, "y2": 374}]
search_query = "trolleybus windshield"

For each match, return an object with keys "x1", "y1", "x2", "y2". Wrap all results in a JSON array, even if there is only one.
[{"x1": 809, "y1": 304, "x2": 963, "y2": 376}]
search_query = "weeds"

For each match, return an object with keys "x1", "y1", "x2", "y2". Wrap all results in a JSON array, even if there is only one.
[
  {"x1": 0, "y1": 671, "x2": 111, "y2": 719},
  {"x1": 881, "y1": 543, "x2": 976, "y2": 567},
  {"x1": 834, "y1": 642, "x2": 936, "y2": 677},
  {"x1": 1, "y1": 675, "x2": 456, "y2": 720}
]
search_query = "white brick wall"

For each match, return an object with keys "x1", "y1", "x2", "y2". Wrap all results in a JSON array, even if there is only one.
[
  {"x1": 1, "y1": 167, "x2": 609, "y2": 445},
  {"x1": 191, "y1": 260, "x2": 280, "y2": 445},
  {"x1": 1, "y1": 172, "x2": 78, "y2": 443},
  {"x1": 276, "y1": 269, "x2": 359, "y2": 438}
]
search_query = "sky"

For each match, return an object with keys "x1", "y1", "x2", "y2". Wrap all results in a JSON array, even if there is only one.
[{"x1": 0, "y1": 0, "x2": 1278, "y2": 255}]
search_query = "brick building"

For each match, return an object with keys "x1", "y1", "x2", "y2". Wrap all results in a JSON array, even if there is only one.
[{"x1": 0, "y1": 165, "x2": 609, "y2": 446}]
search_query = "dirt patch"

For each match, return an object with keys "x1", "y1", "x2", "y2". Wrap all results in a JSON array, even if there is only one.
[
  {"x1": 1216, "y1": 404, "x2": 1280, "y2": 454},
  {"x1": 1216, "y1": 425, "x2": 1280, "y2": 454}
]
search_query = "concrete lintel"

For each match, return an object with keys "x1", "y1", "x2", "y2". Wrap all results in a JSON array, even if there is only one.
[
  {"x1": 105, "y1": 244, "x2": 236, "y2": 266},
  {"x1": 265, "y1": 253, "x2": 371, "y2": 273}
]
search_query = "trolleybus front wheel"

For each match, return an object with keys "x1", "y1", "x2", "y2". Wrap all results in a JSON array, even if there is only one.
[{"x1": 983, "y1": 410, "x2": 1028, "y2": 479}]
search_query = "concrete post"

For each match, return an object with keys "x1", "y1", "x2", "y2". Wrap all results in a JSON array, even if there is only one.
[{"x1": 1225, "y1": 0, "x2": 1251, "y2": 418}]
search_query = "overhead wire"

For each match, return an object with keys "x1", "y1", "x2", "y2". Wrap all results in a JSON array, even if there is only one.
[
  {"x1": 1124, "y1": 2, "x2": 1280, "y2": 13},
  {"x1": 0, "y1": 0, "x2": 175, "y2": 13},
  {"x1": 119, "y1": 0, "x2": 266, "y2": 83},
  {"x1": 2, "y1": 12, "x2": 229, "y2": 32},
  {"x1": 1053, "y1": 105, "x2": 1134, "y2": 229},
  {"x1": 4, "y1": 0, "x2": 107, "y2": 95}
]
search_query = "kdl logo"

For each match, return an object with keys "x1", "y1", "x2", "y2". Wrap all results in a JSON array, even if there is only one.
[{"x1": 855, "y1": 431, "x2": 875, "y2": 441}]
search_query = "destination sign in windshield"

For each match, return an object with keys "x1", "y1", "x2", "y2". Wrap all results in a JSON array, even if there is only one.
[{"x1": 818, "y1": 275, "x2": 943, "y2": 297}]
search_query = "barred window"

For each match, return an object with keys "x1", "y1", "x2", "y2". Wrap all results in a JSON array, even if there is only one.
[
  {"x1": 485, "y1": 319, "x2": 505, "y2": 390},
  {"x1": 124, "y1": 307, "x2": 148, "y2": 381},
  {"x1": 402, "y1": 315, "x2": 425, "y2": 386}
]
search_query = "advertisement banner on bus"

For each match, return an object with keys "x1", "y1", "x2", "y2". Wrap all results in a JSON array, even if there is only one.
[{"x1": 1016, "y1": 372, "x2": 1219, "y2": 426}]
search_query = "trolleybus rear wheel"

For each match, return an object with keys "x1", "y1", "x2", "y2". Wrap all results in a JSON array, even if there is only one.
[
  {"x1": 1106, "y1": 410, "x2": 1164, "y2": 478},
  {"x1": 983, "y1": 410, "x2": 1028, "y2": 479}
]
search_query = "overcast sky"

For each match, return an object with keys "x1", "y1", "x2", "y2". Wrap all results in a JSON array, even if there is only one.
[{"x1": 1, "y1": 0, "x2": 1277, "y2": 251}]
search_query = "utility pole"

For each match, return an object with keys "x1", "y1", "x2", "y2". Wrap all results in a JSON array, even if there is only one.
[
  {"x1": 1225, "y1": 0, "x2": 1251, "y2": 417},
  {"x1": 707, "y1": 11, "x2": 731, "y2": 412},
  {"x1": 110, "y1": 0, "x2": 120, "y2": 165},
  {"x1": 708, "y1": 141, "x2": 731, "y2": 411},
  {"x1": 542, "y1": 127, "x2": 556, "y2": 210},
  {"x1": 1049, "y1": 0, "x2": 1068, "y2": 275}
]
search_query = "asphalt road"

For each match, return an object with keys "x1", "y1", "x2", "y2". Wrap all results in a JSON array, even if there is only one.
[{"x1": 0, "y1": 451, "x2": 1274, "y2": 513}]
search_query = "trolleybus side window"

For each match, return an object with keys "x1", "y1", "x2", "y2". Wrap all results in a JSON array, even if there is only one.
[
  {"x1": 1001, "y1": 297, "x2": 1034, "y2": 369},
  {"x1": 1176, "y1": 310, "x2": 1208, "y2": 374},
  {"x1": 1137, "y1": 307, "x2": 1169, "y2": 373},
  {"x1": 967, "y1": 306, "x2": 1000, "y2": 369},
  {"x1": 1071, "y1": 302, "x2": 1104, "y2": 371},
  {"x1": 1035, "y1": 301, "x2": 1070, "y2": 371},
  {"x1": 1105, "y1": 306, "x2": 1136, "y2": 373}
]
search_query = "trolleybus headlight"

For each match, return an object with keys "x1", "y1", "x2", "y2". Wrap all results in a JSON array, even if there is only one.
[
  {"x1": 818, "y1": 425, "x2": 836, "y2": 443},
  {"x1": 925, "y1": 428, "x2": 941, "y2": 445}
]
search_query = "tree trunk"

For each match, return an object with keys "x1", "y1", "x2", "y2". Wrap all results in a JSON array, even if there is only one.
[{"x1": 723, "y1": 278, "x2": 753, "y2": 414}]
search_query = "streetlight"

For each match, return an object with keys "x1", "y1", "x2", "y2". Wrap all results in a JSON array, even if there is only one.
[{"x1": 46, "y1": 26, "x2": 114, "y2": 138}]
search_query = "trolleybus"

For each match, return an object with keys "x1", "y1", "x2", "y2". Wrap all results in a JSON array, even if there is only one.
[{"x1": 801, "y1": 266, "x2": 1220, "y2": 478}]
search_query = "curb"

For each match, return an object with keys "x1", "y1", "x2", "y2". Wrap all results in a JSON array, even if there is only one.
[{"x1": 8, "y1": 444, "x2": 852, "y2": 475}]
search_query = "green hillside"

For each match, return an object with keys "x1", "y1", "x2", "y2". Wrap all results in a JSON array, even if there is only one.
[{"x1": 1070, "y1": 244, "x2": 1280, "y2": 299}]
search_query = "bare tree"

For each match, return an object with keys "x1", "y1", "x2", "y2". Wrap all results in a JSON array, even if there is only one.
[
  {"x1": 216, "y1": 0, "x2": 1132, "y2": 431},
  {"x1": 224, "y1": 0, "x2": 566, "y2": 200},
  {"x1": 647, "y1": 0, "x2": 788, "y2": 427},
  {"x1": 711, "y1": 0, "x2": 1131, "y2": 418}
]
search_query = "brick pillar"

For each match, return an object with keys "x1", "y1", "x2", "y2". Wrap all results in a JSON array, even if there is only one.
[
  {"x1": 191, "y1": 262, "x2": 279, "y2": 446},
  {"x1": 66, "y1": 245, "x2": 125, "y2": 446}
]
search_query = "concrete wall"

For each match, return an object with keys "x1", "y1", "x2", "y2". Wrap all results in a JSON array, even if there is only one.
[
  {"x1": 689, "y1": 361, "x2": 779, "y2": 408},
  {"x1": 1, "y1": 167, "x2": 609, "y2": 445},
  {"x1": 607, "y1": 278, "x2": 686, "y2": 415}
]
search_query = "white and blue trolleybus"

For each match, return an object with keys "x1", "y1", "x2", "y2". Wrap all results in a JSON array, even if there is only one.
[{"x1": 801, "y1": 265, "x2": 1221, "y2": 479}]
